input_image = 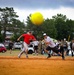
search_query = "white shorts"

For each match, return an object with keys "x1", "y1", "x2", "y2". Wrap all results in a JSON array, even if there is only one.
[{"x1": 21, "y1": 42, "x2": 28, "y2": 51}]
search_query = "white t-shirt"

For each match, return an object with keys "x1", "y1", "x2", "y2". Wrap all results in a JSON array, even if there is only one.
[
  {"x1": 44, "y1": 36, "x2": 56, "y2": 48},
  {"x1": 32, "y1": 41, "x2": 39, "y2": 46}
]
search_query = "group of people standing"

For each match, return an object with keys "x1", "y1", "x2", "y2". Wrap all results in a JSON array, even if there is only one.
[
  {"x1": 55, "y1": 38, "x2": 74, "y2": 57},
  {"x1": 43, "y1": 34, "x2": 74, "y2": 59}
]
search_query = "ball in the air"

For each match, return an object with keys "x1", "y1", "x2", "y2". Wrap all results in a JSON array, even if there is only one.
[{"x1": 30, "y1": 12, "x2": 44, "y2": 25}]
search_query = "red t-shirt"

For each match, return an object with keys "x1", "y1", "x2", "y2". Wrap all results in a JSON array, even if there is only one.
[{"x1": 22, "y1": 34, "x2": 36, "y2": 44}]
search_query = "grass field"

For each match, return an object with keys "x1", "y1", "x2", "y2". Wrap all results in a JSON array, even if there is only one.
[{"x1": 0, "y1": 50, "x2": 74, "y2": 75}]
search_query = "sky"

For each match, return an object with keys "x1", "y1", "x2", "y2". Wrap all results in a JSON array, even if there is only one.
[{"x1": 0, "y1": 0, "x2": 74, "y2": 22}]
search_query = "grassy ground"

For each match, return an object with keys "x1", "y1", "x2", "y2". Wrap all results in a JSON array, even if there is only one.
[
  {"x1": 0, "y1": 50, "x2": 21, "y2": 56},
  {"x1": 0, "y1": 50, "x2": 74, "y2": 75},
  {"x1": 0, "y1": 50, "x2": 45, "y2": 58}
]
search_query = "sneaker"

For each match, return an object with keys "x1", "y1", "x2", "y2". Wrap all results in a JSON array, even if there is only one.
[
  {"x1": 26, "y1": 55, "x2": 28, "y2": 58},
  {"x1": 47, "y1": 54, "x2": 51, "y2": 59},
  {"x1": 18, "y1": 55, "x2": 20, "y2": 58},
  {"x1": 72, "y1": 52, "x2": 73, "y2": 57},
  {"x1": 62, "y1": 55, "x2": 65, "y2": 60}
]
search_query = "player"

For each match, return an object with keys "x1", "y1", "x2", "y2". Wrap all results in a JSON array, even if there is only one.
[
  {"x1": 43, "y1": 33, "x2": 65, "y2": 60},
  {"x1": 17, "y1": 31, "x2": 36, "y2": 58}
]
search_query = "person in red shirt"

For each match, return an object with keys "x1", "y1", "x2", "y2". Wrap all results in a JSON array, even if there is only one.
[{"x1": 17, "y1": 31, "x2": 36, "y2": 58}]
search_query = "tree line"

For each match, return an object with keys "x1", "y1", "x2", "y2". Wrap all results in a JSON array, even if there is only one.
[{"x1": 0, "y1": 7, "x2": 74, "y2": 42}]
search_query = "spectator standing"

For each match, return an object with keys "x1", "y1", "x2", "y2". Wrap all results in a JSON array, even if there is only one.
[
  {"x1": 32, "y1": 39, "x2": 39, "y2": 55},
  {"x1": 9, "y1": 41, "x2": 13, "y2": 54}
]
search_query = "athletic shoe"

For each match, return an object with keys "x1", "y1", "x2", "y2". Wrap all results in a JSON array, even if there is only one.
[
  {"x1": 72, "y1": 52, "x2": 73, "y2": 57},
  {"x1": 62, "y1": 55, "x2": 65, "y2": 60},
  {"x1": 26, "y1": 55, "x2": 28, "y2": 58},
  {"x1": 18, "y1": 55, "x2": 20, "y2": 58},
  {"x1": 47, "y1": 54, "x2": 51, "y2": 58}
]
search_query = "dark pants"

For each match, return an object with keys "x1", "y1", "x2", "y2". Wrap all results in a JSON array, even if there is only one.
[
  {"x1": 46, "y1": 46, "x2": 59, "y2": 54},
  {"x1": 60, "y1": 46, "x2": 64, "y2": 57}
]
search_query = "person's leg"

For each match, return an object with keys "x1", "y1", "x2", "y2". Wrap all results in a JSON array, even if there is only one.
[
  {"x1": 34, "y1": 46, "x2": 36, "y2": 54},
  {"x1": 36, "y1": 50, "x2": 39, "y2": 55},
  {"x1": 25, "y1": 49, "x2": 28, "y2": 58},
  {"x1": 61, "y1": 49, "x2": 65, "y2": 59},
  {"x1": 35, "y1": 46, "x2": 39, "y2": 55},
  {"x1": 23, "y1": 42, "x2": 28, "y2": 58},
  {"x1": 64, "y1": 48, "x2": 68, "y2": 56},
  {"x1": 44, "y1": 46, "x2": 51, "y2": 58},
  {"x1": 47, "y1": 51, "x2": 51, "y2": 58},
  {"x1": 10, "y1": 49, "x2": 12, "y2": 54},
  {"x1": 18, "y1": 50, "x2": 25, "y2": 58},
  {"x1": 34, "y1": 50, "x2": 36, "y2": 54},
  {"x1": 9, "y1": 47, "x2": 12, "y2": 54},
  {"x1": 52, "y1": 47, "x2": 65, "y2": 60},
  {"x1": 66, "y1": 49, "x2": 69, "y2": 56},
  {"x1": 71, "y1": 50, "x2": 74, "y2": 57},
  {"x1": 18, "y1": 42, "x2": 28, "y2": 58},
  {"x1": 59, "y1": 46, "x2": 65, "y2": 59}
]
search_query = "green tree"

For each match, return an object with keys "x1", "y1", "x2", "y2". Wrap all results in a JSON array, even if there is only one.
[
  {"x1": 0, "y1": 7, "x2": 18, "y2": 41},
  {"x1": 66, "y1": 19, "x2": 74, "y2": 40},
  {"x1": 52, "y1": 14, "x2": 68, "y2": 40},
  {"x1": 25, "y1": 13, "x2": 74, "y2": 41},
  {"x1": 0, "y1": 7, "x2": 25, "y2": 42},
  {"x1": 41, "y1": 18, "x2": 57, "y2": 38}
]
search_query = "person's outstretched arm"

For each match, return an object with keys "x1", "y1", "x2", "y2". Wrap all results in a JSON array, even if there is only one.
[{"x1": 17, "y1": 35, "x2": 23, "y2": 41}]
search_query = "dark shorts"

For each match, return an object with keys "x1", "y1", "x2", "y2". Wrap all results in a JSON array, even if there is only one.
[
  {"x1": 34, "y1": 46, "x2": 38, "y2": 50},
  {"x1": 9, "y1": 46, "x2": 13, "y2": 50},
  {"x1": 46, "y1": 46, "x2": 59, "y2": 53},
  {"x1": 63, "y1": 47, "x2": 67, "y2": 51}
]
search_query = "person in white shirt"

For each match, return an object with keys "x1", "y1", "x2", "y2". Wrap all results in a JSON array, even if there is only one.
[
  {"x1": 43, "y1": 33, "x2": 65, "y2": 59},
  {"x1": 32, "y1": 39, "x2": 39, "y2": 55}
]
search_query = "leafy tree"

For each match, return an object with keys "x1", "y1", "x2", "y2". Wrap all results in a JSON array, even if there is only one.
[
  {"x1": 52, "y1": 14, "x2": 74, "y2": 40},
  {"x1": 0, "y1": 7, "x2": 18, "y2": 41},
  {"x1": 52, "y1": 14, "x2": 69, "y2": 40},
  {"x1": 66, "y1": 19, "x2": 74, "y2": 40},
  {"x1": 10, "y1": 19, "x2": 25, "y2": 41},
  {"x1": 0, "y1": 7, "x2": 25, "y2": 42},
  {"x1": 25, "y1": 13, "x2": 74, "y2": 41},
  {"x1": 41, "y1": 18, "x2": 57, "y2": 38}
]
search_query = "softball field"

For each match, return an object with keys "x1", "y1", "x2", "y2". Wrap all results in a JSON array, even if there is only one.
[{"x1": 0, "y1": 50, "x2": 74, "y2": 75}]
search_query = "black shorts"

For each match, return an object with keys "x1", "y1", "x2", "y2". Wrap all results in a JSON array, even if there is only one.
[
  {"x1": 63, "y1": 47, "x2": 67, "y2": 51},
  {"x1": 34, "y1": 46, "x2": 38, "y2": 50},
  {"x1": 46, "y1": 46, "x2": 59, "y2": 53},
  {"x1": 9, "y1": 46, "x2": 13, "y2": 50}
]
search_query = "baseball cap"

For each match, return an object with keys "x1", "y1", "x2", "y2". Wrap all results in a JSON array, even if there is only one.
[{"x1": 43, "y1": 33, "x2": 47, "y2": 36}]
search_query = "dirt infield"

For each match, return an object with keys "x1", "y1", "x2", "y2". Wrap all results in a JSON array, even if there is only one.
[{"x1": 0, "y1": 55, "x2": 74, "y2": 75}]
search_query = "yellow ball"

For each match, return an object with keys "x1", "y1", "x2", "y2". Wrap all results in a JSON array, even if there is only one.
[{"x1": 30, "y1": 12, "x2": 44, "y2": 25}]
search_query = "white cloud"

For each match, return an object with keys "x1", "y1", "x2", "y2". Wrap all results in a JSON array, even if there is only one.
[{"x1": 15, "y1": 7, "x2": 74, "y2": 22}]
